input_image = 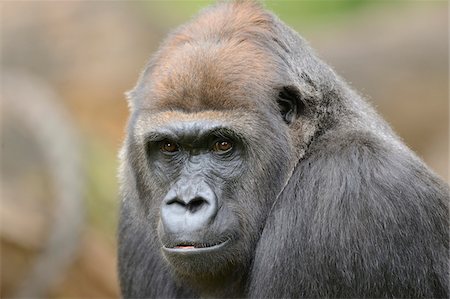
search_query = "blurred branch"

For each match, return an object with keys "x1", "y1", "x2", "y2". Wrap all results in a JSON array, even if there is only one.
[{"x1": 2, "y1": 70, "x2": 85, "y2": 298}]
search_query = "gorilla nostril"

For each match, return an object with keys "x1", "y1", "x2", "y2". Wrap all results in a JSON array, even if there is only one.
[
  {"x1": 187, "y1": 197, "x2": 208, "y2": 213},
  {"x1": 166, "y1": 197, "x2": 186, "y2": 207},
  {"x1": 164, "y1": 196, "x2": 209, "y2": 213}
]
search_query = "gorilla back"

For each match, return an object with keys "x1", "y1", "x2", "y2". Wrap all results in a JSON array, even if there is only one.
[{"x1": 118, "y1": 1, "x2": 449, "y2": 298}]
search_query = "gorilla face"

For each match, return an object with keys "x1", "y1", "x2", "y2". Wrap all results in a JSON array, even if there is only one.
[
  {"x1": 126, "y1": 83, "x2": 299, "y2": 279},
  {"x1": 151, "y1": 117, "x2": 256, "y2": 274}
]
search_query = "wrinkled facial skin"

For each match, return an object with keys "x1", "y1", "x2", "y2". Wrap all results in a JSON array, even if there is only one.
[{"x1": 126, "y1": 109, "x2": 293, "y2": 281}]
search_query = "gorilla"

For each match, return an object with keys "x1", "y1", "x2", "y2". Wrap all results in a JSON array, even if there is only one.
[{"x1": 118, "y1": 1, "x2": 449, "y2": 298}]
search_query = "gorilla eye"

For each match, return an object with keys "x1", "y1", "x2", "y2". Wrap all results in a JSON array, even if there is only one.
[
  {"x1": 160, "y1": 140, "x2": 179, "y2": 153},
  {"x1": 212, "y1": 140, "x2": 233, "y2": 153}
]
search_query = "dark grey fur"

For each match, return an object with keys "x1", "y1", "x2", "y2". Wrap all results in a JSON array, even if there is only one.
[{"x1": 118, "y1": 2, "x2": 449, "y2": 298}]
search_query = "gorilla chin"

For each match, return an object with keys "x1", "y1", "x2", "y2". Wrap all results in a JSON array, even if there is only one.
[{"x1": 118, "y1": 1, "x2": 449, "y2": 298}]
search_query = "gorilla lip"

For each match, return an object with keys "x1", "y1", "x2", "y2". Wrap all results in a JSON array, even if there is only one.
[
  {"x1": 176, "y1": 245, "x2": 195, "y2": 249},
  {"x1": 164, "y1": 239, "x2": 230, "y2": 254}
]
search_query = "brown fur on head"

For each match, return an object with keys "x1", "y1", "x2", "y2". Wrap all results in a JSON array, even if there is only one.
[{"x1": 129, "y1": 1, "x2": 291, "y2": 115}]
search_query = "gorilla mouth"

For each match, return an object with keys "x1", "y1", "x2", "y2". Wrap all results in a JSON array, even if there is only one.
[{"x1": 163, "y1": 239, "x2": 230, "y2": 253}]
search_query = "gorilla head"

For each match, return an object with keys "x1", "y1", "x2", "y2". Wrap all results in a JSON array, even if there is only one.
[
  {"x1": 118, "y1": 1, "x2": 449, "y2": 298},
  {"x1": 122, "y1": 1, "x2": 302, "y2": 283}
]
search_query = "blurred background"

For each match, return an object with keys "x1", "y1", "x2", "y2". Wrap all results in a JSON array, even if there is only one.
[{"x1": 1, "y1": 1, "x2": 448, "y2": 298}]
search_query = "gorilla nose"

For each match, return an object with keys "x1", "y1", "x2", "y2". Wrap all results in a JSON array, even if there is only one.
[{"x1": 161, "y1": 181, "x2": 218, "y2": 234}]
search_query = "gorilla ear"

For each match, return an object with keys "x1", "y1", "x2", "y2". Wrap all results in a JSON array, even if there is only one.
[{"x1": 277, "y1": 86, "x2": 306, "y2": 124}]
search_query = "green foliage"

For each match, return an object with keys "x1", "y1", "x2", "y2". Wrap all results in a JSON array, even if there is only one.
[
  {"x1": 143, "y1": 1, "x2": 215, "y2": 26},
  {"x1": 84, "y1": 137, "x2": 119, "y2": 241},
  {"x1": 142, "y1": 0, "x2": 372, "y2": 29},
  {"x1": 266, "y1": 0, "x2": 370, "y2": 27}
]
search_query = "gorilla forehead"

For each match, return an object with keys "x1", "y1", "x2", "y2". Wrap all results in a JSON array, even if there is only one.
[
  {"x1": 136, "y1": 1, "x2": 285, "y2": 113},
  {"x1": 146, "y1": 41, "x2": 278, "y2": 113}
]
